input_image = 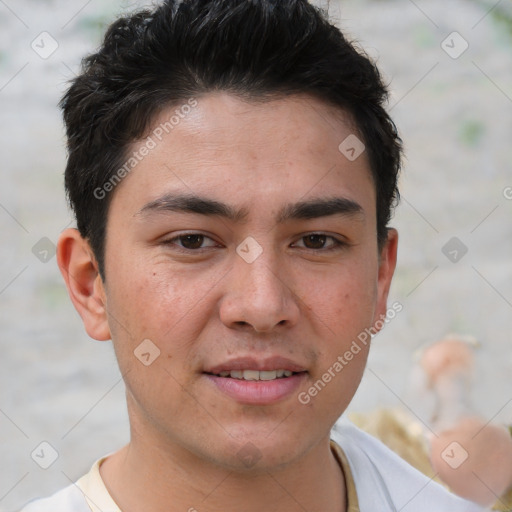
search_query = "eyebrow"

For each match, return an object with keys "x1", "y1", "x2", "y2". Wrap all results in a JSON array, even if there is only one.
[
  {"x1": 136, "y1": 194, "x2": 364, "y2": 223},
  {"x1": 277, "y1": 197, "x2": 364, "y2": 223},
  {"x1": 137, "y1": 194, "x2": 249, "y2": 222}
]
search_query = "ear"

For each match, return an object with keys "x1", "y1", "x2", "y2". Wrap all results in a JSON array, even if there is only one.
[
  {"x1": 57, "y1": 228, "x2": 111, "y2": 341},
  {"x1": 373, "y1": 228, "x2": 398, "y2": 328}
]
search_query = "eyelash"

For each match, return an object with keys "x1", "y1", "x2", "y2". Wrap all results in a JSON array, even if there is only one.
[
  {"x1": 161, "y1": 232, "x2": 347, "y2": 253},
  {"x1": 292, "y1": 233, "x2": 347, "y2": 251},
  {"x1": 162, "y1": 233, "x2": 220, "y2": 252}
]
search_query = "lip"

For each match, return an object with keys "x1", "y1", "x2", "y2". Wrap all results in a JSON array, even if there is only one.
[
  {"x1": 205, "y1": 372, "x2": 307, "y2": 405},
  {"x1": 205, "y1": 356, "x2": 307, "y2": 375},
  {"x1": 204, "y1": 356, "x2": 308, "y2": 405}
]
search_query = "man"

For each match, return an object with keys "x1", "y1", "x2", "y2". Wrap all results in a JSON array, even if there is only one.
[{"x1": 21, "y1": 1, "x2": 485, "y2": 510}]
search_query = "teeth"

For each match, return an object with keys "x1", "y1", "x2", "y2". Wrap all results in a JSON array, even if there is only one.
[
  {"x1": 217, "y1": 369, "x2": 296, "y2": 380},
  {"x1": 243, "y1": 370, "x2": 260, "y2": 381}
]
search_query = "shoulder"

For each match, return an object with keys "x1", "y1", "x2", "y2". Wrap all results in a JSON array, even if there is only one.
[
  {"x1": 18, "y1": 483, "x2": 90, "y2": 512},
  {"x1": 331, "y1": 417, "x2": 486, "y2": 512}
]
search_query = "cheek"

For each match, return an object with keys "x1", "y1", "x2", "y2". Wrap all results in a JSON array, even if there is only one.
[
  {"x1": 302, "y1": 264, "x2": 378, "y2": 336},
  {"x1": 105, "y1": 258, "x2": 222, "y2": 379},
  {"x1": 298, "y1": 261, "x2": 377, "y2": 404},
  {"x1": 107, "y1": 257, "x2": 204, "y2": 332}
]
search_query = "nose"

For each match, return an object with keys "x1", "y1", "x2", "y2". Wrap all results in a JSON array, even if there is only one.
[{"x1": 219, "y1": 248, "x2": 300, "y2": 333}]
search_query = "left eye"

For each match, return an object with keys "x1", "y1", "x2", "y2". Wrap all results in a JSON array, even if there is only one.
[
  {"x1": 293, "y1": 234, "x2": 343, "y2": 250},
  {"x1": 165, "y1": 234, "x2": 219, "y2": 250}
]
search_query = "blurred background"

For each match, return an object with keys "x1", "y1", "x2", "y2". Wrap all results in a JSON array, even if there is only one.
[{"x1": 0, "y1": 0, "x2": 511, "y2": 510}]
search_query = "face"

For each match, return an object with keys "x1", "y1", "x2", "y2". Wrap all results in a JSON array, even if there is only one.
[{"x1": 85, "y1": 93, "x2": 397, "y2": 470}]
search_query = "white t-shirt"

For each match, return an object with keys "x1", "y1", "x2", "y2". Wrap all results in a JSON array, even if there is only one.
[{"x1": 19, "y1": 418, "x2": 486, "y2": 512}]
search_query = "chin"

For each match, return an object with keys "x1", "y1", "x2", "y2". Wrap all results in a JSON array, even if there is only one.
[{"x1": 200, "y1": 427, "x2": 311, "y2": 473}]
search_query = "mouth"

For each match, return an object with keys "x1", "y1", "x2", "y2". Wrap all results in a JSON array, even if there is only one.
[
  {"x1": 203, "y1": 357, "x2": 308, "y2": 405},
  {"x1": 206, "y1": 369, "x2": 301, "y2": 381}
]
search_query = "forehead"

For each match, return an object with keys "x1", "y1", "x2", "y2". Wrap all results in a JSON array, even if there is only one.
[
  {"x1": 111, "y1": 92, "x2": 375, "y2": 219},
  {"x1": 149, "y1": 92, "x2": 361, "y2": 163}
]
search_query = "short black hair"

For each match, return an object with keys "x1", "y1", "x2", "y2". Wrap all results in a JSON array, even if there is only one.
[{"x1": 60, "y1": 0, "x2": 402, "y2": 277}]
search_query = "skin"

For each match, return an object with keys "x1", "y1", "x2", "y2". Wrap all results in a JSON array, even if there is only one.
[{"x1": 57, "y1": 93, "x2": 398, "y2": 512}]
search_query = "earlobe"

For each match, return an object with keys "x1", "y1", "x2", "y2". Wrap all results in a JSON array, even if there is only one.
[{"x1": 57, "y1": 228, "x2": 111, "y2": 341}]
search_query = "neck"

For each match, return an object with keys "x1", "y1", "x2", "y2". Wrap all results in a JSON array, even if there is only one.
[{"x1": 100, "y1": 422, "x2": 346, "y2": 512}]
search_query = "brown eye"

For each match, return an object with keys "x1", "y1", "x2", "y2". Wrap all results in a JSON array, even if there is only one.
[
  {"x1": 162, "y1": 232, "x2": 220, "y2": 252},
  {"x1": 303, "y1": 234, "x2": 328, "y2": 249},
  {"x1": 292, "y1": 233, "x2": 345, "y2": 252},
  {"x1": 179, "y1": 234, "x2": 205, "y2": 249},
  {"x1": 163, "y1": 233, "x2": 220, "y2": 251}
]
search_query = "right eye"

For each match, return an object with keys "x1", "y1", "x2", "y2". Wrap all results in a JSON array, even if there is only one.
[{"x1": 161, "y1": 232, "x2": 222, "y2": 252}]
